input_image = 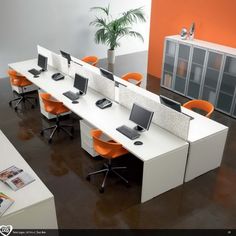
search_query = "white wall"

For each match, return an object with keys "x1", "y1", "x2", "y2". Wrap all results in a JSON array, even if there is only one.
[{"x1": 0, "y1": 0, "x2": 151, "y2": 77}]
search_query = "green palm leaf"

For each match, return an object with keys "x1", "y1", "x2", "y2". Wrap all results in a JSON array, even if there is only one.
[{"x1": 90, "y1": 5, "x2": 146, "y2": 50}]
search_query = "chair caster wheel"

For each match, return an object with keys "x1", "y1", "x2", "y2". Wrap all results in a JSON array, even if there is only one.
[
  {"x1": 9, "y1": 102, "x2": 12, "y2": 107},
  {"x1": 48, "y1": 139, "x2": 52, "y2": 144},
  {"x1": 40, "y1": 131, "x2": 44, "y2": 136},
  {"x1": 99, "y1": 187, "x2": 104, "y2": 193},
  {"x1": 86, "y1": 175, "x2": 91, "y2": 181},
  {"x1": 14, "y1": 107, "x2": 18, "y2": 111}
]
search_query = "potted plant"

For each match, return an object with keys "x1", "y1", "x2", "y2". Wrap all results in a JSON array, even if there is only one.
[{"x1": 90, "y1": 5, "x2": 146, "y2": 64}]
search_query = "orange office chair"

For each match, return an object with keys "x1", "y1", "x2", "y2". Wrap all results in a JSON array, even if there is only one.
[
  {"x1": 183, "y1": 99, "x2": 214, "y2": 118},
  {"x1": 121, "y1": 72, "x2": 143, "y2": 87},
  {"x1": 82, "y1": 56, "x2": 99, "y2": 67},
  {"x1": 40, "y1": 93, "x2": 74, "y2": 143},
  {"x1": 8, "y1": 69, "x2": 37, "y2": 111},
  {"x1": 87, "y1": 129, "x2": 129, "y2": 193}
]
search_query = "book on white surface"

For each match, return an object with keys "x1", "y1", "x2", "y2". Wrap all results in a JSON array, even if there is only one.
[
  {"x1": 0, "y1": 166, "x2": 35, "y2": 191},
  {"x1": 0, "y1": 192, "x2": 14, "y2": 216}
]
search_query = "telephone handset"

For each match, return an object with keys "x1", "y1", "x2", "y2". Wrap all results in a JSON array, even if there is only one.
[{"x1": 95, "y1": 98, "x2": 112, "y2": 109}]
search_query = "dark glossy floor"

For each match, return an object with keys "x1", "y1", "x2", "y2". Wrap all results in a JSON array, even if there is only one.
[{"x1": 1, "y1": 53, "x2": 236, "y2": 229}]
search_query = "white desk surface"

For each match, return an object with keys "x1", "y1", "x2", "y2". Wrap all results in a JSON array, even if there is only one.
[
  {"x1": 0, "y1": 130, "x2": 53, "y2": 217},
  {"x1": 182, "y1": 107, "x2": 228, "y2": 143},
  {"x1": 9, "y1": 59, "x2": 188, "y2": 162}
]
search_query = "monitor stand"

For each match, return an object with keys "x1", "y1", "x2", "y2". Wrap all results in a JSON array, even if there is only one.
[
  {"x1": 134, "y1": 125, "x2": 145, "y2": 132},
  {"x1": 77, "y1": 91, "x2": 84, "y2": 96}
]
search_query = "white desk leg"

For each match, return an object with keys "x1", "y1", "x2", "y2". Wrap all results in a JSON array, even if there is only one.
[
  {"x1": 185, "y1": 129, "x2": 228, "y2": 182},
  {"x1": 141, "y1": 145, "x2": 188, "y2": 203}
]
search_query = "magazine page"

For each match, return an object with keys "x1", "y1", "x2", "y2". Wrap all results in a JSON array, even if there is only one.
[
  {"x1": 5, "y1": 172, "x2": 35, "y2": 191},
  {"x1": 0, "y1": 192, "x2": 14, "y2": 217},
  {"x1": 0, "y1": 166, "x2": 23, "y2": 182}
]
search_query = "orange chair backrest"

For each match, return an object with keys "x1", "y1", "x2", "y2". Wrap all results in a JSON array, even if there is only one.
[
  {"x1": 40, "y1": 93, "x2": 64, "y2": 115},
  {"x1": 82, "y1": 56, "x2": 99, "y2": 67},
  {"x1": 91, "y1": 129, "x2": 128, "y2": 159},
  {"x1": 121, "y1": 72, "x2": 143, "y2": 87},
  {"x1": 183, "y1": 100, "x2": 214, "y2": 118},
  {"x1": 8, "y1": 69, "x2": 31, "y2": 87}
]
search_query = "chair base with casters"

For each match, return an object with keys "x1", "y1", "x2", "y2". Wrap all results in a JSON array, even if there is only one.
[
  {"x1": 9, "y1": 89, "x2": 37, "y2": 111},
  {"x1": 40, "y1": 115, "x2": 74, "y2": 144},
  {"x1": 86, "y1": 158, "x2": 129, "y2": 193}
]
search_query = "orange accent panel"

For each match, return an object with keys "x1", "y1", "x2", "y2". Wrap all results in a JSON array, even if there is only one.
[{"x1": 148, "y1": 0, "x2": 236, "y2": 79}]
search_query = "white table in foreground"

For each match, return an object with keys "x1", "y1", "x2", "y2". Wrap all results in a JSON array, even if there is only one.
[
  {"x1": 0, "y1": 130, "x2": 58, "y2": 229},
  {"x1": 9, "y1": 59, "x2": 189, "y2": 203}
]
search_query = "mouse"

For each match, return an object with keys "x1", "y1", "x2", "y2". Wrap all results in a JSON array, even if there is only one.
[
  {"x1": 72, "y1": 100, "x2": 79, "y2": 104},
  {"x1": 134, "y1": 141, "x2": 143, "y2": 146}
]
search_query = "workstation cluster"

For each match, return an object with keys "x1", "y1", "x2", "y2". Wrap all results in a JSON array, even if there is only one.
[{"x1": 0, "y1": 45, "x2": 228, "y2": 229}]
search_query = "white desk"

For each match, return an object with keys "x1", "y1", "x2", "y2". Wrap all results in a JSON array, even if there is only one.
[
  {"x1": 114, "y1": 79, "x2": 229, "y2": 182},
  {"x1": 9, "y1": 59, "x2": 189, "y2": 203},
  {"x1": 0, "y1": 130, "x2": 58, "y2": 229}
]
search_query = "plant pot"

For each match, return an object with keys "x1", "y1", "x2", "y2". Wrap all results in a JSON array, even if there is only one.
[{"x1": 107, "y1": 49, "x2": 115, "y2": 64}]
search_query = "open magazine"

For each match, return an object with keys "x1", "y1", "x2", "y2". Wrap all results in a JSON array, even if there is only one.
[
  {"x1": 0, "y1": 192, "x2": 14, "y2": 216},
  {"x1": 0, "y1": 166, "x2": 35, "y2": 191}
]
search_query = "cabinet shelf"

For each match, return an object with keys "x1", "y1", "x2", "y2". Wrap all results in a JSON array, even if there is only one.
[
  {"x1": 223, "y1": 71, "x2": 236, "y2": 78},
  {"x1": 203, "y1": 85, "x2": 216, "y2": 91}
]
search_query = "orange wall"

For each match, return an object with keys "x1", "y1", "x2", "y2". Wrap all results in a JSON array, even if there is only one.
[{"x1": 148, "y1": 0, "x2": 236, "y2": 78}]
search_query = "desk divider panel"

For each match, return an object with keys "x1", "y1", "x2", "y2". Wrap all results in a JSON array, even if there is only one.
[
  {"x1": 70, "y1": 61, "x2": 115, "y2": 101},
  {"x1": 37, "y1": 45, "x2": 68, "y2": 74},
  {"x1": 119, "y1": 85, "x2": 190, "y2": 140}
]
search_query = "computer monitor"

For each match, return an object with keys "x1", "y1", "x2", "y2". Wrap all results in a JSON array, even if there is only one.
[
  {"x1": 129, "y1": 103, "x2": 154, "y2": 132},
  {"x1": 100, "y1": 68, "x2": 114, "y2": 81},
  {"x1": 60, "y1": 50, "x2": 71, "y2": 65},
  {"x1": 160, "y1": 95, "x2": 181, "y2": 112},
  {"x1": 38, "y1": 54, "x2": 48, "y2": 71},
  {"x1": 74, "y1": 73, "x2": 89, "y2": 95}
]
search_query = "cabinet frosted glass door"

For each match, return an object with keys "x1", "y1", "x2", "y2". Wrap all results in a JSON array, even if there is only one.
[
  {"x1": 174, "y1": 44, "x2": 190, "y2": 94},
  {"x1": 233, "y1": 102, "x2": 236, "y2": 117},
  {"x1": 202, "y1": 51, "x2": 223, "y2": 104},
  {"x1": 162, "y1": 40, "x2": 177, "y2": 89},
  {"x1": 217, "y1": 56, "x2": 236, "y2": 114},
  {"x1": 187, "y1": 47, "x2": 206, "y2": 99}
]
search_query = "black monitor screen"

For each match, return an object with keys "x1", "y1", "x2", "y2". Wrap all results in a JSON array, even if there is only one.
[
  {"x1": 160, "y1": 95, "x2": 181, "y2": 112},
  {"x1": 74, "y1": 73, "x2": 88, "y2": 95},
  {"x1": 100, "y1": 68, "x2": 114, "y2": 81},
  {"x1": 38, "y1": 54, "x2": 48, "y2": 71},
  {"x1": 60, "y1": 50, "x2": 71, "y2": 65},
  {"x1": 129, "y1": 103, "x2": 154, "y2": 131}
]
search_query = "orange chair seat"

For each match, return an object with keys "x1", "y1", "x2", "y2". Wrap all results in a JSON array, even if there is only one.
[
  {"x1": 8, "y1": 69, "x2": 32, "y2": 87},
  {"x1": 82, "y1": 56, "x2": 99, "y2": 67},
  {"x1": 40, "y1": 93, "x2": 70, "y2": 115},
  {"x1": 183, "y1": 99, "x2": 214, "y2": 118},
  {"x1": 121, "y1": 72, "x2": 143, "y2": 87},
  {"x1": 91, "y1": 129, "x2": 128, "y2": 159}
]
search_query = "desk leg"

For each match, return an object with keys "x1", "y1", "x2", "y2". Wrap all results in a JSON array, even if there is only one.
[
  {"x1": 141, "y1": 145, "x2": 188, "y2": 203},
  {"x1": 185, "y1": 129, "x2": 228, "y2": 182}
]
